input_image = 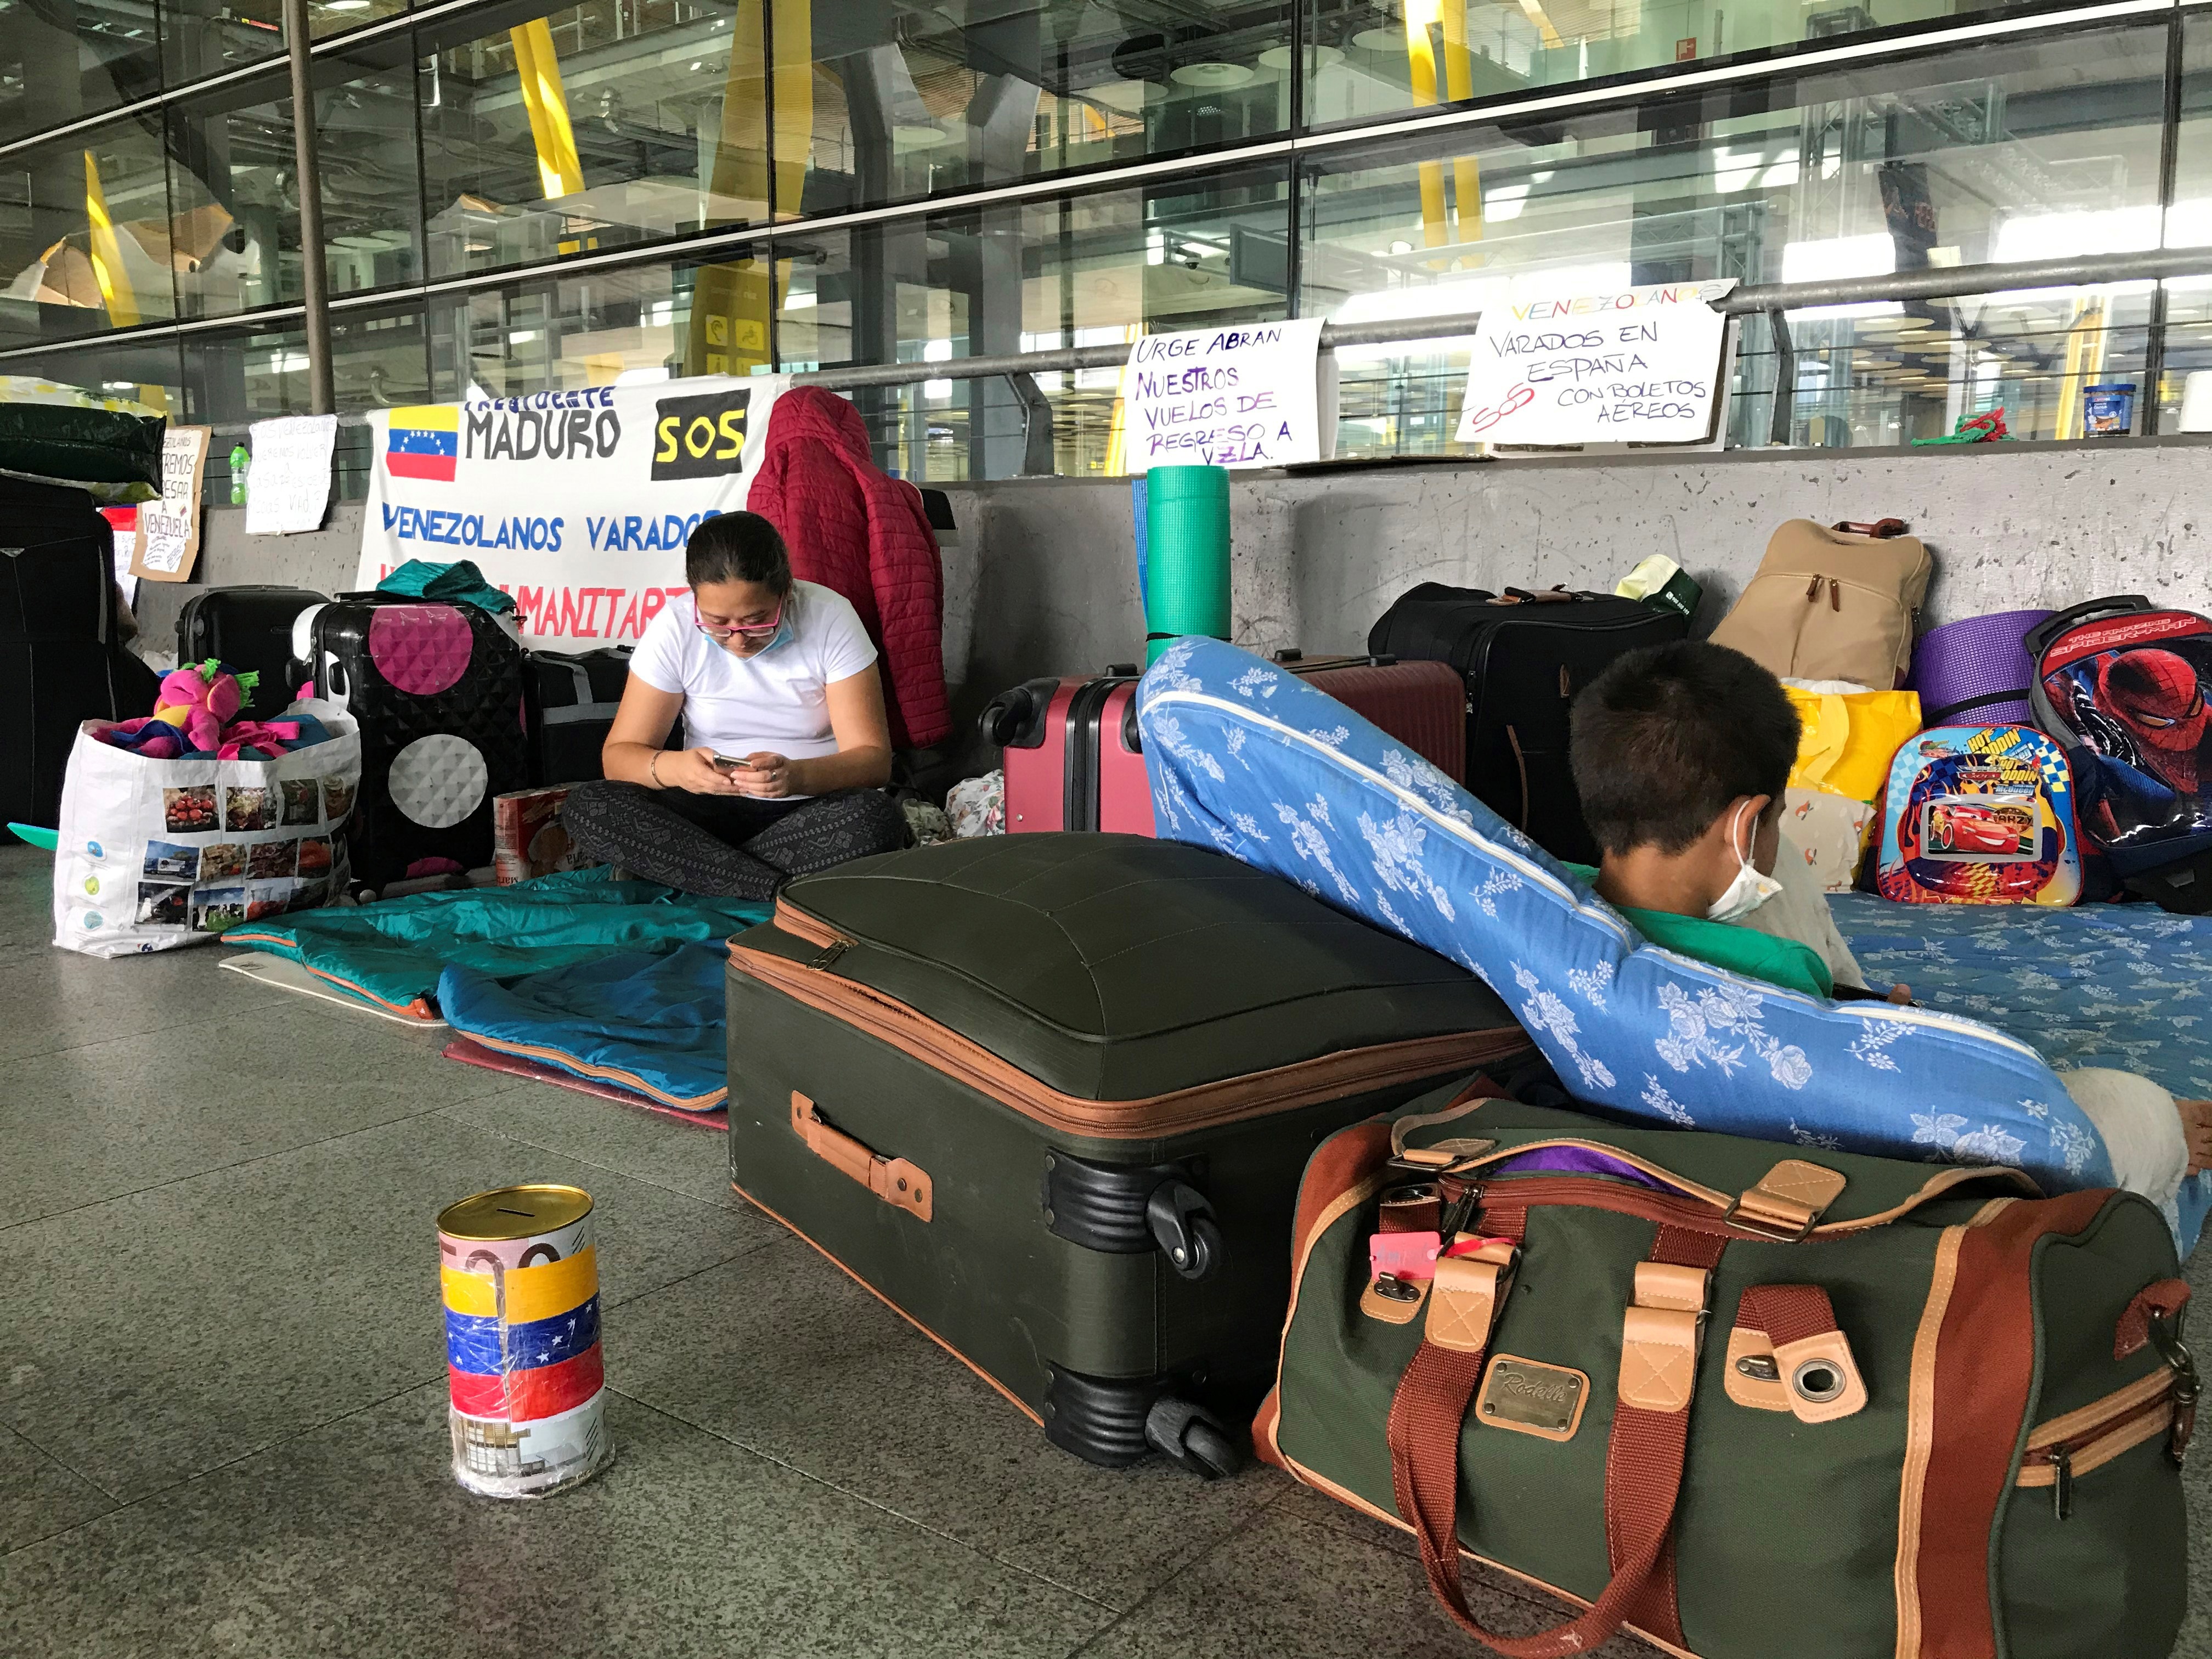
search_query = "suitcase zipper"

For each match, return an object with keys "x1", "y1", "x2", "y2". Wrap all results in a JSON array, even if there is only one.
[
  {"x1": 727, "y1": 936, "x2": 1532, "y2": 1138},
  {"x1": 2015, "y1": 1368, "x2": 2182, "y2": 1519}
]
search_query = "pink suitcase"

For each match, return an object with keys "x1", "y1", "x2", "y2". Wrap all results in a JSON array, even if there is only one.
[{"x1": 983, "y1": 652, "x2": 1465, "y2": 833}]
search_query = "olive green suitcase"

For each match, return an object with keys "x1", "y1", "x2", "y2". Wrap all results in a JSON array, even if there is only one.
[
  {"x1": 724, "y1": 834, "x2": 1532, "y2": 1475},
  {"x1": 1261, "y1": 1079, "x2": 2194, "y2": 1657}
]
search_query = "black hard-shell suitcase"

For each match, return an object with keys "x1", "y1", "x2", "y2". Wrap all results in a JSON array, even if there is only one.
[
  {"x1": 1368, "y1": 583, "x2": 1690, "y2": 864},
  {"x1": 724, "y1": 834, "x2": 1532, "y2": 1474},
  {"x1": 526, "y1": 646, "x2": 632, "y2": 785},
  {"x1": 175, "y1": 585, "x2": 327, "y2": 710},
  {"x1": 304, "y1": 594, "x2": 529, "y2": 889},
  {"x1": 0, "y1": 478, "x2": 157, "y2": 826}
]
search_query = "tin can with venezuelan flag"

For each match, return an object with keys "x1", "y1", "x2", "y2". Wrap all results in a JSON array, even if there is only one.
[{"x1": 438, "y1": 1183, "x2": 614, "y2": 1498}]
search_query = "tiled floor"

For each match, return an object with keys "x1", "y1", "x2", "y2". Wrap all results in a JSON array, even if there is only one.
[{"x1": 1, "y1": 839, "x2": 2205, "y2": 1657}]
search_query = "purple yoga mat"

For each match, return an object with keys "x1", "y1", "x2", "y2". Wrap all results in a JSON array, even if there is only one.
[{"x1": 1908, "y1": 608, "x2": 2055, "y2": 728}]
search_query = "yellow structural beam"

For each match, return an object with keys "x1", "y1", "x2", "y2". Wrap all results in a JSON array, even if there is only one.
[
  {"x1": 689, "y1": 0, "x2": 814, "y2": 376},
  {"x1": 83, "y1": 150, "x2": 139, "y2": 328},
  {"x1": 510, "y1": 19, "x2": 585, "y2": 200}
]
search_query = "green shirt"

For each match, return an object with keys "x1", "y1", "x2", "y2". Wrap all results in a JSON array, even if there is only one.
[{"x1": 1560, "y1": 864, "x2": 1833, "y2": 1000}]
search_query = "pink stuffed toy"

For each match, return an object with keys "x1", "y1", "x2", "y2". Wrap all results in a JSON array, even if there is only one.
[
  {"x1": 106, "y1": 660, "x2": 261, "y2": 758},
  {"x1": 153, "y1": 661, "x2": 254, "y2": 752}
]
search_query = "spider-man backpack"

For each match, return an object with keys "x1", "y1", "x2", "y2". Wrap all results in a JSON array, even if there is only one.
[{"x1": 2028, "y1": 597, "x2": 2212, "y2": 912}]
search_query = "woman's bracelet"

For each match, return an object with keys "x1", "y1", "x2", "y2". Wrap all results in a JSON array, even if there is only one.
[{"x1": 647, "y1": 751, "x2": 664, "y2": 789}]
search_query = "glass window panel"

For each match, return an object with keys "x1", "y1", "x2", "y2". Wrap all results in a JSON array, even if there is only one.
[
  {"x1": 2157, "y1": 12, "x2": 2212, "y2": 432},
  {"x1": 157, "y1": 0, "x2": 405, "y2": 85},
  {"x1": 182, "y1": 300, "x2": 428, "y2": 495},
  {"x1": 0, "y1": 332, "x2": 184, "y2": 415},
  {"x1": 777, "y1": 165, "x2": 1290, "y2": 478},
  {"x1": 426, "y1": 246, "x2": 772, "y2": 402},
  {"x1": 783, "y1": 0, "x2": 1293, "y2": 218},
  {"x1": 0, "y1": 0, "x2": 162, "y2": 145},
  {"x1": 166, "y1": 44, "x2": 421, "y2": 321},
  {"x1": 0, "y1": 114, "x2": 174, "y2": 352},
  {"x1": 420, "y1": 0, "x2": 765, "y2": 283},
  {"x1": 1304, "y1": 0, "x2": 2028, "y2": 132},
  {"x1": 1301, "y1": 21, "x2": 2172, "y2": 452}
]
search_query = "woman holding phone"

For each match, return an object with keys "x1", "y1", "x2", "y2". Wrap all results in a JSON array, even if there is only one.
[{"x1": 560, "y1": 511, "x2": 906, "y2": 898}]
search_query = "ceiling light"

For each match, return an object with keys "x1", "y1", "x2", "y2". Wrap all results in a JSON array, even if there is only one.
[
  {"x1": 1351, "y1": 27, "x2": 1406, "y2": 49},
  {"x1": 1258, "y1": 44, "x2": 1342, "y2": 69},
  {"x1": 894, "y1": 123, "x2": 957, "y2": 149},
  {"x1": 1170, "y1": 61, "x2": 1254, "y2": 88}
]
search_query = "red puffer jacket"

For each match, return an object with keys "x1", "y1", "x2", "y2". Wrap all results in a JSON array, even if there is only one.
[{"x1": 747, "y1": 388, "x2": 951, "y2": 751}]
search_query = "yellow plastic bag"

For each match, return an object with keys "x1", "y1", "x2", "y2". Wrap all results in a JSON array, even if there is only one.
[{"x1": 1784, "y1": 686, "x2": 1922, "y2": 803}]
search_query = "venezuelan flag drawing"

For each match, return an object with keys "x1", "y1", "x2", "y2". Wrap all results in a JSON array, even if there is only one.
[{"x1": 386, "y1": 405, "x2": 459, "y2": 482}]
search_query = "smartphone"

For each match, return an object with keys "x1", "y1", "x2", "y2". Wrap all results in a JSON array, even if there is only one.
[{"x1": 710, "y1": 753, "x2": 759, "y2": 772}]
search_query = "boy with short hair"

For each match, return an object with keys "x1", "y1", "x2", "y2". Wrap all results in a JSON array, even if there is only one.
[
  {"x1": 1566, "y1": 639, "x2": 1887, "y2": 1002},
  {"x1": 1568, "y1": 640, "x2": 2206, "y2": 1198}
]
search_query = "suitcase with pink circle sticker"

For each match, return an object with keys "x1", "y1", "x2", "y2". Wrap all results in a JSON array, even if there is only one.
[{"x1": 297, "y1": 595, "x2": 529, "y2": 893}]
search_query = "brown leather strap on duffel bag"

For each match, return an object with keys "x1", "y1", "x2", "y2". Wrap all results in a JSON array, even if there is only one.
[{"x1": 1386, "y1": 1214, "x2": 1728, "y2": 1656}]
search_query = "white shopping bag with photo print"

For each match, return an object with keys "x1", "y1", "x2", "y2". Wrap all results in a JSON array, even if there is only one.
[{"x1": 51, "y1": 699, "x2": 362, "y2": 957}]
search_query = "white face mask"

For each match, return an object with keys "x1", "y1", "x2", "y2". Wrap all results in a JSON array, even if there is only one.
[{"x1": 1706, "y1": 800, "x2": 1784, "y2": 923}]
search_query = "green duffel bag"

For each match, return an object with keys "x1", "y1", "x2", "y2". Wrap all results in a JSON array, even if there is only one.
[{"x1": 1259, "y1": 1077, "x2": 2195, "y2": 1658}]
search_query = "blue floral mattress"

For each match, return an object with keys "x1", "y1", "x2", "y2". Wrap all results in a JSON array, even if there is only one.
[
  {"x1": 1135, "y1": 640, "x2": 2186, "y2": 1238},
  {"x1": 1834, "y1": 893, "x2": 2211, "y2": 1246}
]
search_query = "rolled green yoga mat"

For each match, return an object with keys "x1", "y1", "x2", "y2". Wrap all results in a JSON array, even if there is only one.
[{"x1": 1144, "y1": 465, "x2": 1231, "y2": 666}]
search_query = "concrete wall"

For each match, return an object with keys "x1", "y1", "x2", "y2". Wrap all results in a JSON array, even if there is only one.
[{"x1": 136, "y1": 436, "x2": 2212, "y2": 773}]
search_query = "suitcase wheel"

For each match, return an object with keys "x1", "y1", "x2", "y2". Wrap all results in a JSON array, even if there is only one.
[
  {"x1": 1146, "y1": 1181, "x2": 1224, "y2": 1281},
  {"x1": 1145, "y1": 1396, "x2": 1243, "y2": 1481}
]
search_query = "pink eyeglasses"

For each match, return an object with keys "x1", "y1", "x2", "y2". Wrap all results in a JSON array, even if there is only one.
[{"x1": 696, "y1": 601, "x2": 783, "y2": 640}]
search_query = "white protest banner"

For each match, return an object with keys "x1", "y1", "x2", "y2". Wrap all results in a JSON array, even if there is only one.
[
  {"x1": 1119, "y1": 317, "x2": 1327, "y2": 472},
  {"x1": 132, "y1": 424, "x2": 212, "y2": 583},
  {"x1": 245, "y1": 414, "x2": 338, "y2": 534},
  {"x1": 1456, "y1": 278, "x2": 1737, "y2": 447},
  {"x1": 357, "y1": 375, "x2": 787, "y2": 652}
]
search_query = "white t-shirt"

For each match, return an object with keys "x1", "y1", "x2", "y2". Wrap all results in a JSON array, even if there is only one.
[{"x1": 630, "y1": 582, "x2": 878, "y2": 776}]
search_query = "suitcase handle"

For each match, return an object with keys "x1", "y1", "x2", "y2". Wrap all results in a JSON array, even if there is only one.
[
  {"x1": 1392, "y1": 1227, "x2": 1731, "y2": 1657},
  {"x1": 1831, "y1": 518, "x2": 1909, "y2": 538},
  {"x1": 790, "y1": 1092, "x2": 932, "y2": 1222},
  {"x1": 2021, "y1": 595, "x2": 2154, "y2": 659}
]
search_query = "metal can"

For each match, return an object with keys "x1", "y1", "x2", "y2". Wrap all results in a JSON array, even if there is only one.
[
  {"x1": 2083, "y1": 383, "x2": 2136, "y2": 438},
  {"x1": 437, "y1": 1183, "x2": 614, "y2": 1498}
]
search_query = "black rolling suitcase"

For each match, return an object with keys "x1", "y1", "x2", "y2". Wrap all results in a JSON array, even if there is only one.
[
  {"x1": 303, "y1": 594, "x2": 529, "y2": 890},
  {"x1": 525, "y1": 646, "x2": 632, "y2": 785},
  {"x1": 724, "y1": 834, "x2": 1532, "y2": 1475},
  {"x1": 1368, "y1": 583, "x2": 1690, "y2": 864},
  {"x1": 0, "y1": 478, "x2": 154, "y2": 826},
  {"x1": 176, "y1": 585, "x2": 327, "y2": 709}
]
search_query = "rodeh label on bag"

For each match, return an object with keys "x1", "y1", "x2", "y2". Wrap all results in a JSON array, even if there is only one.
[{"x1": 1457, "y1": 278, "x2": 1737, "y2": 447}]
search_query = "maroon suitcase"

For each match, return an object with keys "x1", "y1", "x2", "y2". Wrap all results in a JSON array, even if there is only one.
[{"x1": 983, "y1": 651, "x2": 1465, "y2": 833}]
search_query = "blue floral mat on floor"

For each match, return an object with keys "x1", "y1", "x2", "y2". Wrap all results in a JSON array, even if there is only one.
[{"x1": 1833, "y1": 892, "x2": 2212, "y2": 1248}]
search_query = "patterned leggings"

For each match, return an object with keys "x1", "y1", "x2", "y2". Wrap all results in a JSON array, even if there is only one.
[{"x1": 560, "y1": 781, "x2": 907, "y2": 900}]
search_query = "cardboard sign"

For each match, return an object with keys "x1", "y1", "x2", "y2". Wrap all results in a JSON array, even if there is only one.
[
  {"x1": 356, "y1": 375, "x2": 787, "y2": 652},
  {"x1": 245, "y1": 414, "x2": 338, "y2": 536},
  {"x1": 1457, "y1": 278, "x2": 1736, "y2": 447},
  {"x1": 1119, "y1": 318, "x2": 1327, "y2": 472},
  {"x1": 131, "y1": 424, "x2": 212, "y2": 583}
]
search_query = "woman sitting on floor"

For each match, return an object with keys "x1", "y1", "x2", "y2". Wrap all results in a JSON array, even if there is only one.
[{"x1": 561, "y1": 511, "x2": 906, "y2": 898}]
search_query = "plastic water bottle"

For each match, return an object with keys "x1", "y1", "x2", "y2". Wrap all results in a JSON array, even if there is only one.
[{"x1": 228, "y1": 443, "x2": 250, "y2": 505}]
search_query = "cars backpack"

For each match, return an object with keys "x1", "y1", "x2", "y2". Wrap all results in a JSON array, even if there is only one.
[
  {"x1": 1871, "y1": 724, "x2": 2082, "y2": 905},
  {"x1": 2028, "y1": 597, "x2": 2212, "y2": 912}
]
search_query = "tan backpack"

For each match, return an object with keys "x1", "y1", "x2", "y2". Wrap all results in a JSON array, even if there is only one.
[{"x1": 1709, "y1": 519, "x2": 1932, "y2": 687}]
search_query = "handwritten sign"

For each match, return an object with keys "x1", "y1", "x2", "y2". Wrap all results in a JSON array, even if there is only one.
[
  {"x1": 1120, "y1": 317, "x2": 1327, "y2": 472},
  {"x1": 131, "y1": 424, "x2": 212, "y2": 583},
  {"x1": 1456, "y1": 278, "x2": 1736, "y2": 447},
  {"x1": 245, "y1": 414, "x2": 338, "y2": 536}
]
